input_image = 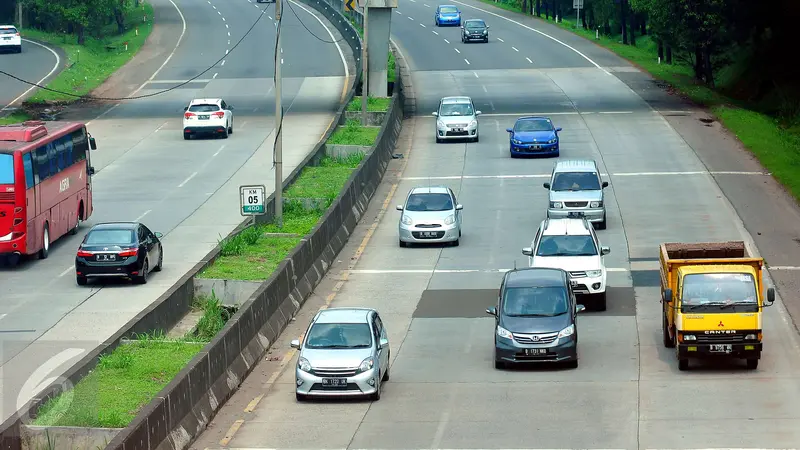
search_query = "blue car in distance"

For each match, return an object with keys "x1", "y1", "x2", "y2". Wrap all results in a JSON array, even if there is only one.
[
  {"x1": 507, "y1": 116, "x2": 562, "y2": 158},
  {"x1": 435, "y1": 5, "x2": 461, "y2": 26}
]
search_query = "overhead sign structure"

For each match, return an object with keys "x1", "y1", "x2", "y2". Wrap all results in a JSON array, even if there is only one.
[
  {"x1": 357, "y1": 0, "x2": 367, "y2": 8},
  {"x1": 345, "y1": 0, "x2": 356, "y2": 12},
  {"x1": 240, "y1": 185, "x2": 266, "y2": 216},
  {"x1": 573, "y1": 0, "x2": 583, "y2": 7}
]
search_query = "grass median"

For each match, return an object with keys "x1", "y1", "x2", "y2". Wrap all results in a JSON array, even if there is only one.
[
  {"x1": 328, "y1": 119, "x2": 381, "y2": 146},
  {"x1": 21, "y1": 2, "x2": 154, "y2": 104},
  {"x1": 0, "y1": 112, "x2": 32, "y2": 125},
  {"x1": 197, "y1": 154, "x2": 365, "y2": 282},
  {"x1": 32, "y1": 297, "x2": 231, "y2": 428},
  {"x1": 475, "y1": 0, "x2": 800, "y2": 200},
  {"x1": 347, "y1": 96, "x2": 391, "y2": 112}
]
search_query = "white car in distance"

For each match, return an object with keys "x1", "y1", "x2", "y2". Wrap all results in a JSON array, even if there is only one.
[
  {"x1": 182, "y1": 98, "x2": 235, "y2": 140},
  {"x1": 0, "y1": 25, "x2": 22, "y2": 53},
  {"x1": 523, "y1": 218, "x2": 610, "y2": 311}
]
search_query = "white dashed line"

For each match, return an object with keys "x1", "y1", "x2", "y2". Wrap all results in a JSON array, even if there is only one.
[
  {"x1": 221, "y1": 60, "x2": 225, "y2": 66},
  {"x1": 225, "y1": 49, "x2": 229, "y2": 54},
  {"x1": 420, "y1": 23, "x2": 426, "y2": 27},
  {"x1": 281, "y1": 58, "x2": 284, "y2": 64},
  {"x1": 228, "y1": 40, "x2": 231, "y2": 45},
  {"x1": 212, "y1": 5, "x2": 216, "y2": 9},
  {"x1": 482, "y1": 85, "x2": 487, "y2": 92},
  {"x1": 213, "y1": 72, "x2": 218, "y2": 79},
  {"x1": 395, "y1": 10, "x2": 402, "y2": 14},
  {"x1": 58, "y1": 266, "x2": 74, "y2": 278},
  {"x1": 226, "y1": 24, "x2": 229, "y2": 28},
  {"x1": 511, "y1": 46, "x2": 518, "y2": 51},
  {"x1": 135, "y1": 209, "x2": 152, "y2": 222},
  {"x1": 464, "y1": 58, "x2": 470, "y2": 65},
  {"x1": 218, "y1": 10, "x2": 221, "y2": 14},
  {"x1": 497, "y1": 37, "x2": 504, "y2": 42},
  {"x1": 178, "y1": 172, "x2": 198, "y2": 188},
  {"x1": 401, "y1": 171, "x2": 770, "y2": 181},
  {"x1": 222, "y1": 17, "x2": 225, "y2": 21},
  {"x1": 454, "y1": 48, "x2": 460, "y2": 53},
  {"x1": 473, "y1": 71, "x2": 479, "y2": 78},
  {"x1": 432, "y1": 30, "x2": 438, "y2": 35},
  {"x1": 526, "y1": 57, "x2": 533, "y2": 63},
  {"x1": 408, "y1": 15, "x2": 413, "y2": 20},
  {"x1": 424, "y1": 2, "x2": 430, "y2": 5},
  {"x1": 444, "y1": 38, "x2": 450, "y2": 43}
]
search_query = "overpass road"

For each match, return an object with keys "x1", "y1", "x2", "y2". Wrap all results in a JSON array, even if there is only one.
[
  {"x1": 191, "y1": 0, "x2": 800, "y2": 449},
  {"x1": 0, "y1": 37, "x2": 62, "y2": 111},
  {"x1": 0, "y1": 0, "x2": 350, "y2": 422}
]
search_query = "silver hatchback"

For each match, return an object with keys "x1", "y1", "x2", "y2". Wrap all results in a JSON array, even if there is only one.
[
  {"x1": 544, "y1": 159, "x2": 609, "y2": 229},
  {"x1": 291, "y1": 307, "x2": 390, "y2": 401},
  {"x1": 397, "y1": 186, "x2": 463, "y2": 247},
  {"x1": 433, "y1": 96, "x2": 481, "y2": 143}
]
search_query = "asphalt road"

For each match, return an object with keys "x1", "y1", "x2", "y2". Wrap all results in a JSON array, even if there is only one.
[
  {"x1": 0, "y1": 38, "x2": 62, "y2": 109},
  {"x1": 191, "y1": 0, "x2": 800, "y2": 448},
  {"x1": 0, "y1": 0, "x2": 349, "y2": 421}
]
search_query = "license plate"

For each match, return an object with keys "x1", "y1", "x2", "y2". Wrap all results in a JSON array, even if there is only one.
[
  {"x1": 531, "y1": 145, "x2": 541, "y2": 149},
  {"x1": 321, "y1": 378, "x2": 347, "y2": 387},
  {"x1": 709, "y1": 344, "x2": 732, "y2": 353},
  {"x1": 2, "y1": 37, "x2": 9, "y2": 40},
  {"x1": 570, "y1": 280, "x2": 579, "y2": 287},
  {"x1": 567, "y1": 211, "x2": 585, "y2": 218},
  {"x1": 421, "y1": 231, "x2": 437, "y2": 237},
  {"x1": 97, "y1": 254, "x2": 116, "y2": 261},
  {"x1": 199, "y1": 115, "x2": 209, "y2": 120},
  {"x1": 524, "y1": 348, "x2": 547, "y2": 355},
  {"x1": 453, "y1": 128, "x2": 462, "y2": 132}
]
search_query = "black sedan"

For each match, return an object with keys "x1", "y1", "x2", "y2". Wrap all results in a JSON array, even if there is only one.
[
  {"x1": 75, "y1": 222, "x2": 164, "y2": 286},
  {"x1": 461, "y1": 19, "x2": 489, "y2": 43}
]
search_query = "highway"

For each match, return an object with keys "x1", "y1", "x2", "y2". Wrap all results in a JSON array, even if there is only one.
[
  {"x1": 191, "y1": 0, "x2": 800, "y2": 448},
  {"x1": 0, "y1": 38, "x2": 62, "y2": 111},
  {"x1": 0, "y1": 0, "x2": 350, "y2": 422}
]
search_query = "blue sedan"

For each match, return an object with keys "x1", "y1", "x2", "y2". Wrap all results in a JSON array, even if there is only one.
[
  {"x1": 435, "y1": 5, "x2": 461, "y2": 26},
  {"x1": 507, "y1": 116, "x2": 562, "y2": 157}
]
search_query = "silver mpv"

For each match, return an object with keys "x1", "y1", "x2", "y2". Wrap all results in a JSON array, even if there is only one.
[
  {"x1": 544, "y1": 159, "x2": 609, "y2": 230},
  {"x1": 433, "y1": 96, "x2": 481, "y2": 143},
  {"x1": 291, "y1": 307, "x2": 390, "y2": 401}
]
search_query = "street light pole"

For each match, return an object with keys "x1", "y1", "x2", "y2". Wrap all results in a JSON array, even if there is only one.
[
  {"x1": 360, "y1": 5, "x2": 369, "y2": 125},
  {"x1": 274, "y1": 0, "x2": 284, "y2": 227}
]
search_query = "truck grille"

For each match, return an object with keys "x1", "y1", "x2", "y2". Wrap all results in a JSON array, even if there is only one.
[
  {"x1": 565, "y1": 201, "x2": 588, "y2": 207},
  {"x1": 696, "y1": 334, "x2": 745, "y2": 344},
  {"x1": 513, "y1": 332, "x2": 558, "y2": 345},
  {"x1": 569, "y1": 271, "x2": 587, "y2": 278},
  {"x1": 415, "y1": 224, "x2": 442, "y2": 228}
]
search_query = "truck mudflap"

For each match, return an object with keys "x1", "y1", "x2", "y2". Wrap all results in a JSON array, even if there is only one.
[{"x1": 678, "y1": 342, "x2": 762, "y2": 359}]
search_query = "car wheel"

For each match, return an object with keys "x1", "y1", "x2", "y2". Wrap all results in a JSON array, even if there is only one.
[
  {"x1": 135, "y1": 259, "x2": 149, "y2": 284},
  {"x1": 153, "y1": 247, "x2": 163, "y2": 272},
  {"x1": 76, "y1": 275, "x2": 87, "y2": 286},
  {"x1": 183, "y1": 129, "x2": 191, "y2": 140},
  {"x1": 595, "y1": 292, "x2": 607, "y2": 311},
  {"x1": 70, "y1": 207, "x2": 81, "y2": 235},
  {"x1": 746, "y1": 358, "x2": 759, "y2": 370},
  {"x1": 228, "y1": 120, "x2": 234, "y2": 135},
  {"x1": 662, "y1": 311, "x2": 675, "y2": 348},
  {"x1": 221, "y1": 127, "x2": 229, "y2": 139},
  {"x1": 371, "y1": 380, "x2": 382, "y2": 401},
  {"x1": 484, "y1": 37, "x2": 489, "y2": 43},
  {"x1": 38, "y1": 223, "x2": 50, "y2": 260},
  {"x1": 596, "y1": 216, "x2": 607, "y2": 230},
  {"x1": 382, "y1": 361, "x2": 390, "y2": 381}
]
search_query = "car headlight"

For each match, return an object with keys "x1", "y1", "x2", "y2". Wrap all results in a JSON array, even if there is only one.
[
  {"x1": 444, "y1": 214, "x2": 455, "y2": 225},
  {"x1": 550, "y1": 202, "x2": 562, "y2": 209},
  {"x1": 496, "y1": 325, "x2": 513, "y2": 339},
  {"x1": 558, "y1": 324, "x2": 575, "y2": 339},
  {"x1": 585, "y1": 269, "x2": 602, "y2": 278},
  {"x1": 437, "y1": 120, "x2": 445, "y2": 128},
  {"x1": 358, "y1": 357, "x2": 375, "y2": 373},
  {"x1": 468, "y1": 120, "x2": 477, "y2": 127},
  {"x1": 682, "y1": 334, "x2": 697, "y2": 341},
  {"x1": 401, "y1": 215, "x2": 412, "y2": 226},
  {"x1": 512, "y1": 139, "x2": 522, "y2": 144},
  {"x1": 590, "y1": 201, "x2": 603, "y2": 208},
  {"x1": 548, "y1": 138, "x2": 557, "y2": 144},
  {"x1": 745, "y1": 333, "x2": 759, "y2": 340},
  {"x1": 298, "y1": 357, "x2": 311, "y2": 372},
  {"x1": 483, "y1": 30, "x2": 487, "y2": 34}
]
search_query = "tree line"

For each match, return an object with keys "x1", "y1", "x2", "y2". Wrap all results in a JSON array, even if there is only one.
[{"x1": 2, "y1": 0, "x2": 142, "y2": 44}]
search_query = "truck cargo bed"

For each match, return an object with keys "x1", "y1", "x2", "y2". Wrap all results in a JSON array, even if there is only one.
[{"x1": 662, "y1": 241, "x2": 747, "y2": 260}]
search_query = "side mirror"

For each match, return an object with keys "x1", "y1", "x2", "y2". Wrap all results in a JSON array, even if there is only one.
[
  {"x1": 455, "y1": 204, "x2": 463, "y2": 210},
  {"x1": 556, "y1": 127, "x2": 562, "y2": 132},
  {"x1": 290, "y1": 339, "x2": 301, "y2": 349},
  {"x1": 432, "y1": 112, "x2": 438, "y2": 117},
  {"x1": 522, "y1": 247, "x2": 533, "y2": 256},
  {"x1": 576, "y1": 304, "x2": 586, "y2": 314},
  {"x1": 602, "y1": 181, "x2": 609, "y2": 188},
  {"x1": 663, "y1": 288, "x2": 673, "y2": 304},
  {"x1": 183, "y1": 106, "x2": 188, "y2": 111},
  {"x1": 485, "y1": 307, "x2": 497, "y2": 316},
  {"x1": 228, "y1": 105, "x2": 234, "y2": 110},
  {"x1": 506, "y1": 128, "x2": 513, "y2": 133},
  {"x1": 475, "y1": 111, "x2": 482, "y2": 115},
  {"x1": 89, "y1": 137, "x2": 97, "y2": 150},
  {"x1": 396, "y1": 205, "x2": 403, "y2": 211},
  {"x1": 543, "y1": 182, "x2": 550, "y2": 189},
  {"x1": 379, "y1": 337, "x2": 389, "y2": 348},
  {"x1": 154, "y1": 232, "x2": 163, "y2": 239},
  {"x1": 601, "y1": 246, "x2": 610, "y2": 255},
  {"x1": 88, "y1": 166, "x2": 96, "y2": 176},
  {"x1": 766, "y1": 287, "x2": 775, "y2": 305}
]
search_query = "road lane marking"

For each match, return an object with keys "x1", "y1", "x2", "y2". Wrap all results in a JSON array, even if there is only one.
[
  {"x1": 347, "y1": 268, "x2": 630, "y2": 274},
  {"x1": 220, "y1": 60, "x2": 225, "y2": 66},
  {"x1": 408, "y1": 15, "x2": 414, "y2": 20},
  {"x1": 526, "y1": 57, "x2": 533, "y2": 63},
  {"x1": 768, "y1": 266, "x2": 800, "y2": 271},
  {"x1": 420, "y1": 23, "x2": 426, "y2": 27},
  {"x1": 482, "y1": 85, "x2": 487, "y2": 92},
  {"x1": 144, "y1": 79, "x2": 211, "y2": 84},
  {"x1": 396, "y1": 10, "x2": 402, "y2": 14},
  {"x1": 432, "y1": 30, "x2": 439, "y2": 35},
  {"x1": 401, "y1": 171, "x2": 770, "y2": 181},
  {"x1": 473, "y1": 71, "x2": 479, "y2": 78},
  {"x1": 58, "y1": 266, "x2": 74, "y2": 278},
  {"x1": 178, "y1": 172, "x2": 198, "y2": 187},
  {"x1": 135, "y1": 209, "x2": 152, "y2": 222},
  {"x1": 449, "y1": 0, "x2": 611, "y2": 74},
  {"x1": 511, "y1": 46, "x2": 518, "y2": 51},
  {"x1": 464, "y1": 59, "x2": 470, "y2": 65},
  {"x1": 444, "y1": 38, "x2": 450, "y2": 43},
  {"x1": 154, "y1": 121, "x2": 167, "y2": 132},
  {"x1": 2, "y1": 40, "x2": 61, "y2": 111},
  {"x1": 218, "y1": 419, "x2": 244, "y2": 446},
  {"x1": 226, "y1": 23, "x2": 229, "y2": 28},
  {"x1": 424, "y1": 2, "x2": 430, "y2": 5},
  {"x1": 218, "y1": 10, "x2": 221, "y2": 14},
  {"x1": 213, "y1": 72, "x2": 218, "y2": 79},
  {"x1": 454, "y1": 48, "x2": 460, "y2": 53},
  {"x1": 0, "y1": 314, "x2": 6, "y2": 321},
  {"x1": 213, "y1": 144, "x2": 225, "y2": 157},
  {"x1": 496, "y1": 37, "x2": 504, "y2": 42}
]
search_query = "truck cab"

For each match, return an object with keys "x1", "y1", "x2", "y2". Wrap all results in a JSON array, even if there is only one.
[{"x1": 660, "y1": 241, "x2": 775, "y2": 370}]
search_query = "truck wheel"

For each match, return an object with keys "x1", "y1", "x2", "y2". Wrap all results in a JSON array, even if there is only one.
[
  {"x1": 595, "y1": 292, "x2": 607, "y2": 311},
  {"x1": 678, "y1": 358, "x2": 689, "y2": 371},
  {"x1": 746, "y1": 358, "x2": 759, "y2": 370},
  {"x1": 662, "y1": 313, "x2": 675, "y2": 348}
]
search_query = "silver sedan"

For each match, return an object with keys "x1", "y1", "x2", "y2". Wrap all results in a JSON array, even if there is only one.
[{"x1": 397, "y1": 185, "x2": 463, "y2": 247}]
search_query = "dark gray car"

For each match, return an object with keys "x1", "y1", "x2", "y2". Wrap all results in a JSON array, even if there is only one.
[
  {"x1": 461, "y1": 19, "x2": 488, "y2": 43},
  {"x1": 486, "y1": 267, "x2": 585, "y2": 369}
]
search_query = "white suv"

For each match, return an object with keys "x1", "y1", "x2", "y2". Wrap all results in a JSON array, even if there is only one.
[
  {"x1": 522, "y1": 218, "x2": 610, "y2": 311},
  {"x1": 0, "y1": 25, "x2": 22, "y2": 53},
  {"x1": 182, "y1": 98, "x2": 234, "y2": 140}
]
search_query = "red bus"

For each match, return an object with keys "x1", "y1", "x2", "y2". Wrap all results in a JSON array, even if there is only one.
[{"x1": 0, "y1": 120, "x2": 97, "y2": 263}]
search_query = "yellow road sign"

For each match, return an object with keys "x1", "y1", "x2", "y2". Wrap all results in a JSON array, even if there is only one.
[{"x1": 345, "y1": 0, "x2": 356, "y2": 11}]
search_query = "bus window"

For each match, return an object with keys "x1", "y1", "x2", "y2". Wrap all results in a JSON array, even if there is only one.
[
  {"x1": 36, "y1": 145, "x2": 49, "y2": 180},
  {"x1": 56, "y1": 137, "x2": 66, "y2": 171},
  {"x1": 64, "y1": 135, "x2": 73, "y2": 164},
  {"x1": 47, "y1": 142, "x2": 57, "y2": 176},
  {"x1": 0, "y1": 154, "x2": 13, "y2": 184},
  {"x1": 22, "y1": 153, "x2": 34, "y2": 189}
]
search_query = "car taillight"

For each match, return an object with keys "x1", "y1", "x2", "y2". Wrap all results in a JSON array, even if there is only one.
[
  {"x1": 184, "y1": 112, "x2": 195, "y2": 119},
  {"x1": 213, "y1": 111, "x2": 225, "y2": 118},
  {"x1": 77, "y1": 250, "x2": 93, "y2": 257},
  {"x1": 118, "y1": 248, "x2": 137, "y2": 257},
  {"x1": 15, "y1": 33, "x2": 20, "y2": 36}
]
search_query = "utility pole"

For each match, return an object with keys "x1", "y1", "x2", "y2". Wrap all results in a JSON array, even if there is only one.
[
  {"x1": 17, "y1": 1, "x2": 23, "y2": 29},
  {"x1": 274, "y1": 0, "x2": 284, "y2": 227},
  {"x1": 360, "y1": 5, "x2": 369, "y2": 125}
]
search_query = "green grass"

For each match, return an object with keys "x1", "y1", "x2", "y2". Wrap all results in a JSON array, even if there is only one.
[
  {"x1": 0, "y1": 112, "x2": 32, "y2": 125},
  {"x1": 192, "y1": 294, "x2": 234, "y2": 341},
  {"x1": 285, "y1": 154, "x2": 364, "y2": 200},
  {"x1": 328, "y1": 119, "x2": 380, "y2": 146},
  {"x1": 21, "y1": 2, "x2": 154, "y2": 104},
  {"x1": 33, "y1": 334, "x2": 204, "y2": 428},
  {"x1": 347, "y1": 96, "x2": 391, "y2": 112},
  {"x1": 476, "y1": 0, "x2": 800, "y2": 201}
]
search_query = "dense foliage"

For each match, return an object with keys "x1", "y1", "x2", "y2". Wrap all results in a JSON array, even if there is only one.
[{"x1": 2, "y1": 0, "x2": 141, "y2": 44}]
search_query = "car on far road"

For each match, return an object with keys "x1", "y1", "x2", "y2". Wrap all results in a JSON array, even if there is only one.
[
  {"x1": 507, "y1": 116, "x2": 561, "y2": 157},
  {"x1": 487, "y1": 267, "x2": 585, "y2": 369},
  {"x1": 433, "y1": 96, "x2": 481, "y2": 143},
  {"x1": 291, "y1": 307, "x2": 391, "y2": 401},
  {"x1": 461, "y1": 19, "x2": 489, "y2": 43},
  {"x1": 434, "y1": 5, "x2": 461, "y2": 26},
  {"x1": 523, "y1": 218, "x2": 610, "y2": 311},
  {"x1": 75, "y1": 221, "x2": 164, "y2": 286},
  {"x1": 182, "y1": 98, "x2": 235, "y2": 140},
  {"x1": 397, "y1": 185, "x2": 463, "y2": 247},
  {"x1": 544, "y1": 159, "x2": 609, "y2": 229},
  {"x1": 0, "y1": 25, "x2": 21, "y2": 53},
  {"x1": 256, "y1": 0, "x2": 274, "y2": 3}
]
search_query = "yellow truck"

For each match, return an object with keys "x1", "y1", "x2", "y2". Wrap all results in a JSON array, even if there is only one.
[{"x1": 660, "y1": 241, "x2": 775, "y2": 370}]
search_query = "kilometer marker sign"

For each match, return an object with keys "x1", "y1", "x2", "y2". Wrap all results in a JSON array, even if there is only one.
[{"x1": 240, "y1": 185, "x2": 266, "y2": 215}]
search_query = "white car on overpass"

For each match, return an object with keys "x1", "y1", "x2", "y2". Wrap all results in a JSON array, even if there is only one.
[
  {"x1": 182, "y1": 98, "x2": 235, "y2": 140},
  {"x1": 0, "y1": 25, "x2": 22, "y2": 53}
]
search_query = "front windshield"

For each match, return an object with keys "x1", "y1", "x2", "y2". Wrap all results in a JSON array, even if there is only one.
[
  {"x1": 465, "y1": 21, "x2": 485, "y2": 28},
  {"x1": 405, "y1": 193, "x2": 453, "y2": 211},
  {"x1": 85, "y1": 229, "x2": 136, "y2": 245},
  {"x1": 440, "y1": 6, "x2": 457, "y2": 13},
  {"x1": 0, "y1": 154, "x2": 13, "y2": 184},
  {"x1": 536, "y1": 235, "x2": 597, "y2": 257},
  {"x1": 514, "y1": 119, "x2": 553, "y2": 132},
  {"x1": 304, "y1": 323, "x2": 372, "y2": 349},
  {"x1": 681, "y1": 272, "x2": 759, "y2": 313},
  {"x1": 552, "y1": 172, "x2": 601, "y2": 191},
  {"x1": 439, "y1": 103, "x2": 474, "y2": 116},
  {"x1": 503, "y1": 286, "x2": 569, "y2": 317}
]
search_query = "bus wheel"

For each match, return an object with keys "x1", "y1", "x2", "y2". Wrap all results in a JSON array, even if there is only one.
[
  {"x1": 70, "y1": 206, "x2": 83, "y2": 235},
  {"x1": 39, "y1": 224, "x2": 50, "y2": 260}
]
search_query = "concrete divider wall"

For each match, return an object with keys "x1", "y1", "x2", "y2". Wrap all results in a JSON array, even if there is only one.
[{"x1": 0, "y1": 2, "x2": 366, "y2": 448}]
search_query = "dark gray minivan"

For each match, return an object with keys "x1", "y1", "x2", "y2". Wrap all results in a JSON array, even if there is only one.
[{"x1": 486, "y1": 267, "x2": 585, "y2": 369}]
